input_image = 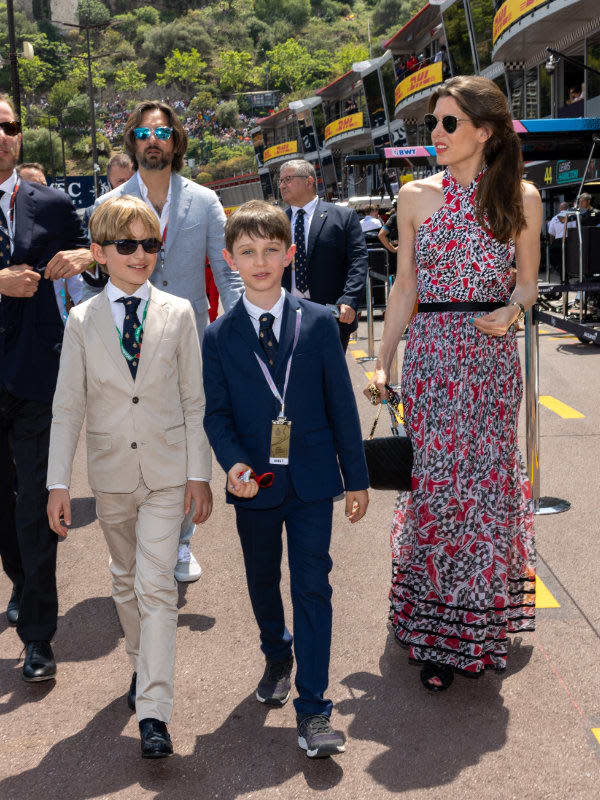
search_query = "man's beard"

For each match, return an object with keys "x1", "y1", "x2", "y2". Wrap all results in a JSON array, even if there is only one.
[{"x1": 139, "y1": 149, "x2": 173, "y2": 171}]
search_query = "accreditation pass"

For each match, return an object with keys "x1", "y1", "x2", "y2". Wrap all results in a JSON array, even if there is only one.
[{"x1": 270, "y1": 417, "x2": 291, "y2": 465}]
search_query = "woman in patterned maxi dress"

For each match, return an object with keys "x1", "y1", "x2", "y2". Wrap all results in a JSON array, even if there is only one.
[{"x1": 367, "y1": 76, "x2": 540, "y2": 691}]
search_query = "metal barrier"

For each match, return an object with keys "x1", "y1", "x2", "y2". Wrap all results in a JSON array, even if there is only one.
[{"x1": 524, "y1": 308, "x2": 571, "y2": 515}]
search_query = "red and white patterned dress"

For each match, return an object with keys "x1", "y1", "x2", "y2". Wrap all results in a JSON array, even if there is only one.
[{"x1": 389, "y1": 168, "x2": 536, "y2": 674}]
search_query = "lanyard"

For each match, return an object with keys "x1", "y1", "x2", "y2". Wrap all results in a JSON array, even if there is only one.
[
  {"x1": 0, "y1": 177, "x2": 19, "y2": 239},
  {"x1": 116, "y1": 300, "x2": 149, "y2": 362},
  {"x1": 254, "y1": 308, "x2": 301, "y2": 419},
  {"x1": 159, "y1": 222, "x2": 167, "y2": 269}
]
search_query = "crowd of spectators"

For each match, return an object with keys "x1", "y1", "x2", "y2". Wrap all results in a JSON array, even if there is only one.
[
  {"x1": 97, "y1": 95, "x2": 254, "y2": 146},
  {"x1": 394, "y1": 45, "x2": 451, "y2": 82}
]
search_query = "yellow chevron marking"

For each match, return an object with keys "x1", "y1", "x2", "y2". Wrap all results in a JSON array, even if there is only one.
[{"x1": 535, "y1": 576, "x2": 560, "y2": 608}]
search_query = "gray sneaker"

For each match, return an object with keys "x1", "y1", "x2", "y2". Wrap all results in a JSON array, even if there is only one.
[
  {"x1": 174, "y1": 544, "x2": 202, "y2": 582},
  {"x1": 256, "y1": 655, "x2": 293, "y2": 706},
  {"x1": 297, "y1": 714, "x2": 345, "y2": 758}
]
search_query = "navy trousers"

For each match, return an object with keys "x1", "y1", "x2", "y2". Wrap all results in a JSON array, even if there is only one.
[
  {"x1": 0, "y1": 389, "x2": 58, "y2": 643},
  {"x1": 235, "y1": 480, "x2": 334, "y2": 718}
]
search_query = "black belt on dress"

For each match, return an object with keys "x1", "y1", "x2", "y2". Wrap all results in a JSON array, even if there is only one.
[{"x1": 417, "y1": 301, "x2": 505, "y2": 313}]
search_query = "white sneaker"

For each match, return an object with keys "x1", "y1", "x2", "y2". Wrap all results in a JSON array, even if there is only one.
[{"x1": 174, "y1": 544, "x2": 202, "y2": 582}]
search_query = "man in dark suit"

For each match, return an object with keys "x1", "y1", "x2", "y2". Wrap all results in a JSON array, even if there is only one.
[
  {"x1": 279, "y1": 159, "x2": 368, "y2": 351},
  {"x1": 0, "y1": 94, "x2": 88, "y2": 681}
]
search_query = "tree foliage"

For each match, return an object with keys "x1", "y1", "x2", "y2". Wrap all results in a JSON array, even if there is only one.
[
  {"x1": 22, "y1": 128, "x2": 62, "y2": 174},
  {"x1": 114, "y1": 61, "x2": 147, "y2": 94},
  {"x1": 217, "y1": 51, "x2": 258, "y2": 94},
  {"x1": 266, "y1": 39, "x2": 330, "y2": 93},
  {"x1": 156, "y1": 48, "x2": 207, "y2": 92}
]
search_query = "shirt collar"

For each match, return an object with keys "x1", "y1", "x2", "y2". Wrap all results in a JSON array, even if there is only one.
[
  {"x1": 0, "y1": 170, "x2": 18, "y2": 195},
  {"x1": 243, "y1": 288, "x2": 285, "y2": 321},
  {"x1": 290, "y1": 195, "x2": 318, "y2": 216},
  {"x1": 106, "y1": 278, "x2": 151, "y2": 303},
  {"x1": 136, "y1": 171, "x2": 172, "y2": 204}
]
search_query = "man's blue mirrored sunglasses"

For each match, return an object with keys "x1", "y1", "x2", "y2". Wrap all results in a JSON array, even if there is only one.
[{"x1": 133, "y1": 126, "x2": 173, "y2": 140}]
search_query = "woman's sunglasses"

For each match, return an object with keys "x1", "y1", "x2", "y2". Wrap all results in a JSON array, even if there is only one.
[
  {"x1": 133, "y1": 126, "x2": 173, "y2": 140},
  {"x1": 423, "y1": 113, "x2": 470, "y2": 134},
  {"x1": 0, "y1": 120, "x2": 21, "y2": 136},
  {"x1": 101, "y1": 238, "x2": 162, "y2": 255},
  {"x1": 237, "y1": 469, "x2": 274, "y2": 489}
]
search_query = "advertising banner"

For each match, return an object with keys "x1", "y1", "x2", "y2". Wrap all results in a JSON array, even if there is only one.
[
  {"x1": 48, "y1": 176, "x2": 110, "y2": 209},
  {"x1": 394, "y1": 62, "x2": 443, "y2": 107},
  {"x1": 324, "y1": 112, "x2": 364, "y2": 142},
  {"x1": 492, "y1": 0, "x2": 547, "y2": 44},
  {"x1": 263, "y1": 140, "x2": 298, "y2": 163}
]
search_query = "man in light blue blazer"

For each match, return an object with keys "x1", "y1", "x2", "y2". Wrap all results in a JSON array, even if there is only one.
[{"x1": 74, "y1": 100, "x2": 244, "y2": 582}]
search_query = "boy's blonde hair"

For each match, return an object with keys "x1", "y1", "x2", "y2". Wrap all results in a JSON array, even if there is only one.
[
  {"x1": 225, "y1": 200, "x2": 291, "y2": 252},
  {"x1": 89, "y1": 195, "x2": 160, "y2": 247}
]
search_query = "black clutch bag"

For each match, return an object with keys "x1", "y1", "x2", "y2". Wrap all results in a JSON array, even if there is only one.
[{"x1": 363, "y1": 387, "x2": 413, "y2": 492}]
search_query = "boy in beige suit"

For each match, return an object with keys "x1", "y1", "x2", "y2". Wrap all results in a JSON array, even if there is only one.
[{"x1": 47, "y1": 196, "x2": 212, "y2": 759}]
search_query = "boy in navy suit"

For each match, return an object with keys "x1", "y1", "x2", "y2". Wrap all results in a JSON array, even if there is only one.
[{"x1": 202, "y1": 200, "x2": 369, "y2": 759}]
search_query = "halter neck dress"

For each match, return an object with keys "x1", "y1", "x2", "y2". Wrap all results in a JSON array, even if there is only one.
[{"x1": 389, "y1": 168, "x2": 536, "y2": 674}]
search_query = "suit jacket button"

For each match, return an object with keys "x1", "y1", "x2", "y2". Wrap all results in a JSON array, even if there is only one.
[
  {"x1": 132, "y1": 396, "x2": 139, "y2": 404},
  {"x1": 162, "y1": 280, "x2": 168, "y2": 286},
  {"x1": 131, "y1": 442, "x2": 137, "y2": 449}
]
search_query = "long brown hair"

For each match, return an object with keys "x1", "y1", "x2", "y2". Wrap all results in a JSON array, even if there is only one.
[
  {"x1": 429, "y1": 76, "x2": 525, "y2": 244},
  {"x1": 123, "y1": 100, "x2": 188, "y2": 172}
]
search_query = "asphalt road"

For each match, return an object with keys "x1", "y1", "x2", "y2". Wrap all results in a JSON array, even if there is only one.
[{"x1": 1, "y1": 312, "x2": 599, "y2": 800}]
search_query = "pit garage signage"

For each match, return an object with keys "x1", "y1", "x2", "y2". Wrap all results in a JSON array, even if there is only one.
[
  {"x1": 493, "y1": 0, "x2": 547, "y2": 44},
  {"x1": 324, "y1": 113, "x2": 364, "y2": 142},
  {"x1": 263, "y1": 140, "x2": 298, "y2": 163},
  {"x1": 394, "y1": 62, "x2": 443, "y2": 107}
]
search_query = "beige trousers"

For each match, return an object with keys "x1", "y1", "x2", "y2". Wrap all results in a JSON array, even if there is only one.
[{"x1": 94, "y1": 475, "x2": 185, "y2": 723}]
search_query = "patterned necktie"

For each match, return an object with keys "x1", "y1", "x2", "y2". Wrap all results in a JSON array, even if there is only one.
[
  {"x1": 116, "y1": 296, "x2": 144, "y2": 379},
  {"x1": 258, "y1": 312, "x2": 278, "y2": 368},
  {"x1": 0, "y1": 191, "x2": 11, "y2": 270},
  {"x1": 294, "y1": 208, "x2": 308, "y2": 294}
]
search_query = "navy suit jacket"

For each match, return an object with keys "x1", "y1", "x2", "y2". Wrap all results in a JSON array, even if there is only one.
[
  {"x1": 202, "y1": 292, "x2": 369, "y2": 509},
  {"x1": 0, "y1": 181, "x2": 88, "y2": 404},
  {"x1": 284, "y1": 199, "x2": 368, "y2": 333}
]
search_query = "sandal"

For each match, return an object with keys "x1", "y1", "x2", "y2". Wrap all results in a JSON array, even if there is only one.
[{"x1": 420, "y1": 661, "x2": 454, "y2": 692}]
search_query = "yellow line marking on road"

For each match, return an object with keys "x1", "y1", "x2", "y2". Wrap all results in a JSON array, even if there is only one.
[
  {"x1": 539, "y1": 396, "x2": 585, "y2": 419},
  {"x1": 592, "y1": 729, "x2": 600, "y2": 745},
  {"x1": 365, "y1": 371, "x2": 374, "y2": 380},
  {"x1": 536, "y1": 576, "x2": 560, "y2": 608},
  {"x1": 548, "y1": 335, "x2": 578, "y2": 341},
  {"x1": 351, "y1": 349, "x2": 367, "y2": 359}
]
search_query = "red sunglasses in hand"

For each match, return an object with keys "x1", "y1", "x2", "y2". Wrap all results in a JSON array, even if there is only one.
[{"x1": 238, "y1": 469, "x2": 274, "y2": 489}]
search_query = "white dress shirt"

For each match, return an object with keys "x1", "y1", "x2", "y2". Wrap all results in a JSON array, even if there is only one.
[
  {"x1": 137, "y1": 172, "x2": 172, "y2": 236},
  {"x1": 49, "y1": 278, "x2": 208, "y2": 486},
  {"x1": 360, "y1": 216, "x2": 382, "y2": 232},
  {"x1": 243, "y1": 288, "x2": 285, "y2": 341},
  {"x1": 547, "y1": 213, "x2": 574, "y2": 239},
  {"x1": 0, "y1": 169, "x2": 18, "y2": 249},
  {"x1": 290, "y1": 195, "x2": 319, "y2": 299},
  {"x1": 106, "y1": 277, "x2": 150, "y2": 331}
]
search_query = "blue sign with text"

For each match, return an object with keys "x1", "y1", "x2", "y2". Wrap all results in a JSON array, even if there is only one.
[{"x1": 47, "y1": 176, "x2": 111, "y2": 209}]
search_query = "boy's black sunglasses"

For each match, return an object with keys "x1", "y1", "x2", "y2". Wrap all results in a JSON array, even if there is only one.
[
  {"x1": 101, "y1": 238, "x2": 162, "y2": 255},
  {"x1": 423, "y1": 113, "x2": 470, "y2": 134},
  {"x1": 0, "y1": 120, "x2": 21, "y2": 136}
]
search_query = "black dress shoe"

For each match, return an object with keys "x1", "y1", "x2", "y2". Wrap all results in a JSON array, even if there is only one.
[
  {"x1": 139, "y1": 718, "x2": 173, "y2": 759},
  {"x1": 6, "y1": 586, "x2": 20, "y2": 626},
  {"x1": 22, "y1": 641, "x2": 56, "y2": 682},
  {"x1": 127, "y1": 672, "x2": 136, "y2": 712}
]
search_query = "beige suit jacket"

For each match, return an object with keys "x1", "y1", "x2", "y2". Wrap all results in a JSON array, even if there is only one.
[{"x1": 48, "y1": 285, "x2": 212, "y2": 493}]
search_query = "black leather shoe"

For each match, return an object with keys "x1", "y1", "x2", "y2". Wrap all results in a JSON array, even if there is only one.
[
  {"x1": 127, "y1": 672, "x2": 136, "y2": 712},
  {"x1": 139, "y1": 718, "x2": 173, "y2": 759},
  {"x1": 6, "y1": 586, "x2": 20, "y2": 626},
  {"x1": 22, "y1": 641, "x2": 56, "y2": 682}
]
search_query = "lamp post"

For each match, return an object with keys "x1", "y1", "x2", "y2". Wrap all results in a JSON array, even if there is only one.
[{"x1": 52, "y1": 17, "x2": 110, "y2": 199}]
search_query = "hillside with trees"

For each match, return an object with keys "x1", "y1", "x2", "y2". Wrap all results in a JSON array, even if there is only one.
[{"x1": 1, "y1": 0, "x2": 423, "y2": 182}]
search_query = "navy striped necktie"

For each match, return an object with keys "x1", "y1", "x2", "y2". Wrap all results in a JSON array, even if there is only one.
[{"x1": 294, "y1": 208, "x2": 308, "y2": 293}]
